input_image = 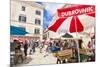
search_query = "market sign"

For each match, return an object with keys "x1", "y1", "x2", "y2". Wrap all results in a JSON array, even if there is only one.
[{"x1": 57, "y1": 5, "x2": 95, "y2": 17}]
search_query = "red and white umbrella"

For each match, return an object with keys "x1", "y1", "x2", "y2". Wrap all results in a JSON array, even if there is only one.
[
  {"x1": 48, "y1": 5, "x2": 95, "y2": 34},
  {"x1": 48, "y1": 4, "x2": 95, "y2": 62}
]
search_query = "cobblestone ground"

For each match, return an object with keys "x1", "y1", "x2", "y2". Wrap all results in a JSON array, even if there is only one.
[{"x1": 13, "y1": 46, "x2": 57, "y2": 67}]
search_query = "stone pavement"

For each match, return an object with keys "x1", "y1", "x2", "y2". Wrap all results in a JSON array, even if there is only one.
[{"x1": 13, "y1": 47, "x2": 57, "y2": 67}]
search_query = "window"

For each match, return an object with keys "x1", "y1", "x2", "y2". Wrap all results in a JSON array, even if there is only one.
[
  {"x1": 34, "y1": 28, "x2": 40, "y2": 34},
  {"x1": 35, "y1": 19, "x2": 41, "y2": 25},
  {"x1": 35, "y1": 10, "x2": 41, "y2": 15},
  {"x1": 19, "y1": 15, "x2": 26, "y2": 22},
  {"x1": 22, "y1": 6, "x2": 25, "y2": 11}
]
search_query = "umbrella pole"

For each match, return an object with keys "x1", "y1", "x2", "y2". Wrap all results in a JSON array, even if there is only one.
[
  {"x1": 75, "y1": 33, "x2": 80, "y2": 62},
  {"x1": 74, "y1": 16, "x2": 80, "y2": 62}
]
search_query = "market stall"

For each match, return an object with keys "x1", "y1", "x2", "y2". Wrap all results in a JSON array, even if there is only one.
[{"x1": 48, "y1": 5, "x2": 95, "y2": 62}]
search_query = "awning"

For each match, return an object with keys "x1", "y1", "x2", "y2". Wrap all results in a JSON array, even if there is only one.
[
  {"x1": 62, "y1": 33, "x2": 73, "y2": 38},
  {"x1": 10, "y1": 26, "x2": 28, "y2": 35}
]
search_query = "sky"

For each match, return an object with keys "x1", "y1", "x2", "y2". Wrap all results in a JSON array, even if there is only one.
[
  {"x1": 43, "y1": 3, "x2": 64, "y2": 29},
  {"x1": 36, "y1": 2, "x2": 64, "y2": 29}
]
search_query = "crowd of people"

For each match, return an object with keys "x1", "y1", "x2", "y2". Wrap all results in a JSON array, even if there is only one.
[
  {"x1": 10, "y1": 37, "x2": 95, "y2": 64},
  {"x1": 10, "y1": 39, "x2": 39, "y2": 64}
]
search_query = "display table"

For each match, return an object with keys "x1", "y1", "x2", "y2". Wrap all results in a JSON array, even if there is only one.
[{"x1": 52, "y1": 49, "x2": 72, "y2": 61}]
